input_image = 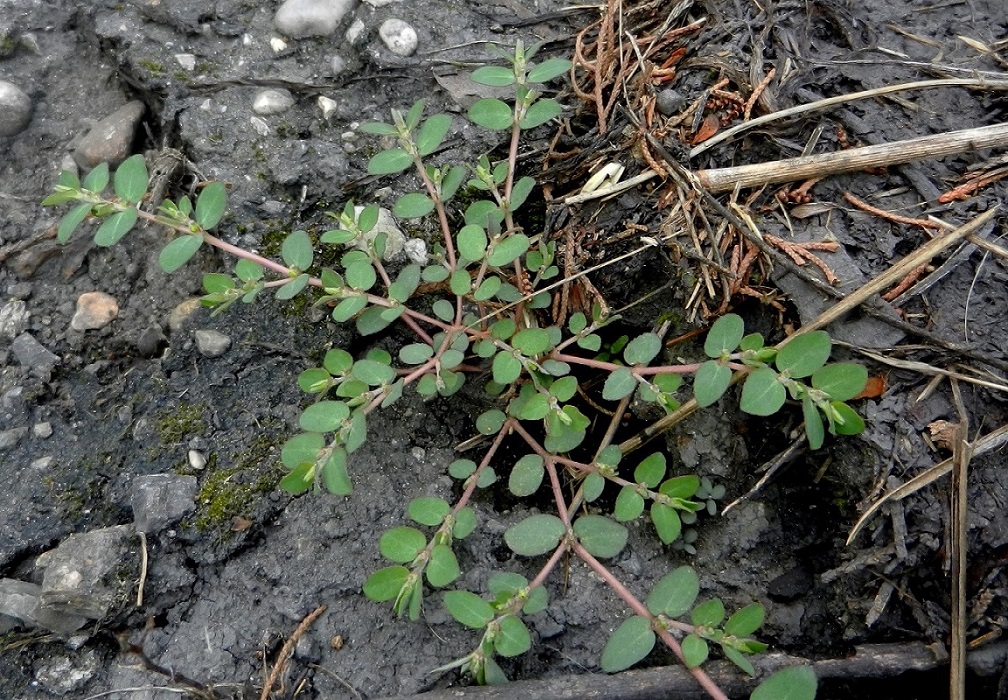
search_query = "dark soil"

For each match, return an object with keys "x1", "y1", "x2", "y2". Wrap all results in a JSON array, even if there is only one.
[{"x1": 2, "y1": 1, "x2": 1007, "y2": 699}]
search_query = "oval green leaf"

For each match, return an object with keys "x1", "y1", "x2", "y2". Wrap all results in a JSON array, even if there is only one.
[
  {"x1": 94, "y1": 206, "x2": 138, "y2": 247},
  {"x1": 603, "y1": 367, "x2": 636, "y2": 401},
  {"x1": 468, "y1": 98, "x2": 513, "y2": 130},
  {"x1": 394, "y1": 192, "x2": 435, "y2": 219},
  {"x1": 776, "y1": 331, "x2": 831, "y2": 378},
  {"x1": 694, "y1": 360, "x2": 732, "y2": 407},
  {"x1": 573, "y1": 515, "x2": 628, "y2": 559},
  {"x1": 682, "y1": 634, "x2": 709, "y2": 668},
  {"x1": 504, "y1": 514, "x2": 565, "y2": 556},
  {"x1": 368, "y1": 147, "x2": 413, "y2": 175},
  {"x1": 194, "y1": 182, "x2": 227, "y2": 231},
  {"x1": 624, "y1": 333, "x2": 662, "y2": 365},
  {"x1": 750, "y1": 666, "x2": 818, "y2": 700},
  {"x1": 443, "y1": 590, "x2": 495, "y2": 629},
  {"x1": 488, "y1": 233, "x2": 530, "y2": 267},
  {"x1": 645, "y1": 565, "x2": 699, "y2": 617},
  {"x1": 519, "y1": 98, "x2": 562, "y2": 129},
  {"x1": 471, "y1": 65, "x2": 516, "y2": 86},
  {"x1": 725, "y1": 602, "x2": 765, "y2": 637},
  {"x1": 811, "y1": 362, "x2": 868, "y2": 401},
  {"x1": 704, "y1": 313, "x2": 744, "y2": 358},
  {"x1": 613, "y1": 486, "x2": 645, "y2": 522},
  {"x1": 282, "y1": 230, "x2": 314, "y2": 270},
  {"x1": 600, "y1": 616, "x2": 655, "y2": 673},
  {"x1": 379, "y1": 526, "x2": 427, "y2": 563},
  {"x1": 426, "y1": 544, "x2": 461, "y2": 587},
  {"x1": 408, "y1": 496, "x2": 451, "y2": 526},
  {"x1": 495, "y1": 615, "x2": 531, "y2": 657},
  {"x1": 416, "y1": 114, "x2": 452, "y2": 156},
  {"x1": 740, "y1": 367, "x2": 786, "y2": 416},
  {"x1": 113, "y1": 154, "x2": 149, "y2": 203},
  {"x1": 363, "y1": 565, "x2": 410, "y2": 602},
  {"x1": 159, "y1": 234, "x2": 203, "y2": 273}
]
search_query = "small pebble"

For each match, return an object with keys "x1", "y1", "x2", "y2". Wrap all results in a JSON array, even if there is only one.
[
  {"x1": 174, "y1": 53, "x2": 196, "y2": 71},
  {"x1": 345, "y1": 19, "x2": 366, "y2": 45},
  {"x1": 194, "y1": 329, "x2": 231, "y2": 358},
  {"x1": 250, "y1": 116, "x2": 270, "y2": 136},
  {"x1": 379, "y1": 18, "x2": 417, "y2": 57},
  {"x1": 318, "y1": 96, "x2": 338, "y2": 121},
  {"x1": 253, "y1": 89, "x2": 295, "y2": 116},
  {"x1": 71, "y1": 292, "x2": 118, "y2": 331},
  {"x1": 274, "y1": 0, "x2": 355, "y2": 38},
  {"x1": 168, "y1": 298, "x2": 201, "y2": 333},
  {"x1": 187, "y1": 449, "x2": 207, "y2": 471},
  {"x1": 73, "y1": 101, "x2": 145, "y2": 168},
  {"x1": 329, "y1": 55, "x2": 347, "y2": 75},
  {"x1": 270, "y1": 36, "x2": 288, "y2": 53},
  {"x1": 404, "y1": 238, "x2": 428, "y2": 265},
  {"x1": 33, "y1": 422, "x2": 53, "y2": 439},
  {"x1": 0, "y1": 299, "x2": 29, "y2": 340},
  {"x1": 656, "y1": 89, "x2": 685, "y2": 116},
  {"x1": 0, "y1": 80, "x2": 32, "y2": 137}
]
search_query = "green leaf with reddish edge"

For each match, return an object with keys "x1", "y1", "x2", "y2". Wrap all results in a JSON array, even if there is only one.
[
  {"x1": 740, "y1": 367, "x2": 786, "y2": 416},
  {"x1": 646, "y1": 566, "x2": 699, "y2": 617},
  {"x1": 600, "y1": 616, "x2": 655, "y2": 673},
  {"x1": 519, "y1": 98, "x2": 562, "y2": 129},
  {"x1": 363, "y1": 565, "x2": 409, "y2": 602},
  {"x1": 194, "y1": 182, "x2": 227, "y2": 230},
  {"x1": 650, "y1": 502, "x2": 681, "y2": 543},
  {"x1": 379, "y1": 526, "x2": 426, "y2": 563},
  {"x1": 776, "y1": 331, "x2": 831, "y2": 378},
  {"x1": 443, "y1": 590, "x2": 495, "y2": 628},
  {"x1": 159, "y1": 234, "x2": 203, "y2": 273},
  {"x1": 57, "y1": 203, "x2": 93, "y2": 243},
  {"x1": 694, "y1": 360, "x2": 732, "y2": 407},
  {"x1": 504, "y1": 514, "x2": 565, "y2": 556},
  {"x1": 468, "y1": 98, "x2": 513, "y2": 130},
  {"x1": 426, "y1": 544, "x2": 460, "y2": 587},
  {"x1": 812, "y1": 363, "x2": 868, "y2": 401},
  {"x1": 416, "y1": 114, "x2": 452, "y2": 156},
  {"x1": 94, "y1": 206, "x2": 138, "y2": 246},
  {"x1": 368, "y1": 147, "x2": 413, "y2": 175},
  {"x1": 751, "y1": 666, "x2": 818, "y2": 700},
  {"x1": 704, "y1": 313, "x2": 744, "y2": 357}
]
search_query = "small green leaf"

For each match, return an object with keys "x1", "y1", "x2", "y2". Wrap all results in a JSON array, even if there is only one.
[
  {"x1": 282, "y1": 230, "x2": 314, "y2": 270},
  {"x1": 235, "y1": 259, "x2": 263, "y2": 281},
  {"x1": 659, "y1": 475, "x2": 700, "y2": 500},
  {"x1": 422, "y1": 264, "x2": 449, "y2": 283},
  {"x1": 725, "y1": 603, "x2": 765, "y2": 637},
  {"x1": 519, "y1": 98, "x2": 562, "y2": 129},
  {"x1": 404, "y1": 99, "x2": 425, "y2": 129},
  {"x1": 379, "y1": 526, "x2": 427, "y2": 563},
  {"x1": 400, "y1": 343, "x2": 434, "y2": 365},
  {"x1": 345, "y1": 260, "x2": 377, "y2": 291},
  {"x1": 624, "y1": 333, "x2": 662, "y2": 365},
  {"x1": 194, "y1": 182, "x2": 227, "y2": 230},
  {"x1": 802, "y1": 396, "x2": 825, "y2": 450},
  {"x1": 613, "y1": 486, "x2": 645, "y2": 522},
  {"x1": 493, "y1": 351, "x2": 522, "y2": 385},
  {"x1": 432, "y1": 299, "x2": 455, "y2": 322},
  {"x1": 650, "y1": 502, "x2": 681, "y2": 543},
  {"x1": 646, "y1": 566, "x2": 699, "y2": 617},
  {"x1": 113, "y1": 154, "x2": 149, "y2": 203},
  {"x1": 582, "y1": 472, "x2": 605, "y2": 502},
  {"x1": 279, "y1": 462, "x2": 314, "y2": 495},
  {"x1": 359, "y1": 121, "x2": 397, "y2": 136},
  {"x1": 578, "y1": 333, "x2": 602, "y2": 351},
  {"x1": 602, "y1": 367, "x2": 636, "y2": 401},
  {"x1": 299, "y1": 400, "x2": 350, "y2": 432},
  {"x1": 830, "y1": 400, "x2": 865, "y2": 435},
  {"x1": 158, "y1": 234, "x2": 203, "y2": 273},
  {"x1": 368, "y1": 147, "x2": 413, "y2": 175},
  {"x1": 776, "y1": 331, "x2": 832, "y2": 378},
  {"x1": 600, "y1": 616, "x2": 655, "y2": 673},
  {"x1": 508, "y1": 454, "x2": 544, "y2": 497},
  {"x1": 450, "y1": 268, "x2": 472, "y2": 296},
  {"x1": 298, "y1": 368, "x2": 331, "y2": 394},
  {"x1": 352, "y1": 358, "x2": 396, "y2": 386},
  {"x1": 740, "y1": 333, "x2": 765, "y2": 351},
  {"x1": 275, "y1": 274, "x2": 309, "y2": 300},
  {"x1": 512, "y1": 327, "x2": 552, "y2": 355},
  {"x1": 388, "y1": 263, "x2": 421, "y2": 302},
  {"x1": 495, "y1": 616, "x2": 531, "y2": 657},
  {"x1": 416, "y1": 114, "x2": 452, "y2": 156},
  {"x1": 723, "y1": 645, "x2": 756, "y2": 677},
  {"x1": 321, "y1": 447, "x2": 351, "y2": 495},
  {"x1": 750, "y1": 666, "x2": 818, "y2": 700},
  {"x1": 488, "y1": 233, "x2": 530, "y2": 267},
  {"x1": 468, "y1": 98, "x2": 514, "y2": 130},
  {"x1": 634, "y1": 452, "x2": 666, "y2": 489},
  {"x1": 454, "y1": 507, "x2": 477, "y2": 538},
  {"x1": 280, "y1": 432, "x2": 324, "y2": 470},
  {"x1": 705, "y1": 314, "x2": 745, "y2": 357},
  {"x1": 812, "y1": 363, "x2": 868, "y2": 401},
  {"x1": 94, "y1": 206, "x2": 138, "y2": 246},
  {"x1": 694, "y1": 360, "x2": 733, "y2": 407},
  {"x1": 408, "y1": 496, "x2": 451, "y2": 526},
  {"x1": 474, "y1": 276, "x2": 501, "y2": 301},
  {"x1": 363, "y1": 565, "x2": 409, "y2": 602},
  {"x1": 443, "y1": 590, "x2": 495, "y2": 628},
  {"x1": 331, "y1": 295, "x2": 367, "y2": 322},
  {"x1": 504, "y1": 514, "x2": 565, "y2": 556},
  {"x1": 550, "y1": 376, "x2": 578, "y2": 402},
  {"x1": 471, "y1": 65, "x2": 516, "y2": 86},
  {"x1": 691, "y1": 599, "x2": 725, "y2": 627},
  {"x1": 573, "y1": 515, "x2": 628, "y2": 558},
  {"x1": 426, "y1": 544, "x2": 461, "y2": 587},
  {"x1": 740, "y1": 367, "x2": 786, "y2": 416},
  {"x1": 477, "y1": 409, "x2": 507, "y2": 435},
  {"x1": 457, "y1": 224, "x2": 488, "y2": 261},
  {"x1": 82, "y1": 162, "x2": 109, "y2": 192},
  {"x1": 356, "y1": 306, "x2": 396, "y2": 335},
  {"x1": 682, "y1": 635, "x2": 709, "y2": 668},
  {"x1": 509, "y1": 176, "x2": 536, "y2": 210},
  {"x1": 394, "y1": 192, "x2": 435, "y2": 219},
  {"x1": 56, "y1": 203, "x2": 93, "y2": 243},
  {"x1": 449, "y1": 458, "x2": 477, "y2": 479},
  {"x1": 527, "y1": 57, "x2": 572, "y2": 83}
]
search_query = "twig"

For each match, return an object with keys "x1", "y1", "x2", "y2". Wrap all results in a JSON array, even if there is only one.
[
  {"x1": 842, "y1": 192, "x2": 941, "y2": 230},
  {"x1": 691, "y1": 78, "x2": 1008, "y2": 157},
  {"x1": 949, "y1": 380, "x2": 973, "y2": 700},
  {"x1": 722, "y1": 436, "x2": 804, "y2": 514},
  {"x1": 136, "y1": 531, "x2": 148, "y2": 607},
  {"x1": 259, "y1": 605, "x2": 327, "y2": 700},
  {"x1": 696, "y1": 122, "x2": 1008, "y2": 192}
]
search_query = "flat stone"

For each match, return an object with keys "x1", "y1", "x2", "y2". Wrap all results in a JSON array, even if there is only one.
[
  {"x1": 35, "y1": 648, "x2": 100, "y2": 695},
  {"x1": 195, "y1": 329, "x2": 231, "y2": 358},
  {"x1": 0, "y1": 578, "x2": 88, "y2": 635},
  {"x1": 274, "y1": 0, "x2": 355, "y2": 38},
  {"x1": 174, "y1": 53, "x2": 196, "y2": 71},
  {"x1": 379, "y1": 18, "x2": 417, "y2": 57},
  {"x1": 71, "y1": 291, "x2": 118, "y2": 331},
  {"x1": 131, "y1": 474, "x2": 199, "y2": 533},
  {"x1": 253, "y1": 88, "x2": 295, "y2": 116},
  {"x1": 353, "y1": 206, "x2": 404, "y2": 260},
  {"x1": 38, "y1": 525, "x2": 135, "y2": 621},
  {"x1": 73, "y1": 100, "x2": 145, "y2": 169},
  {"x1": 33, "y1": 422, "x2": 53, "y2": 439},
  {"x1": 0, "y1": 299, "x2": 29, "y2": 339},
  {"x1": 0, "y1": 427, "x2": 27, "y2": 450},
  {"x1": 0, "y1": 80, "x2": 32, "y2": 137},
  {"x1": 10, "y1": 332, "x2": 60, "y2": 374}
]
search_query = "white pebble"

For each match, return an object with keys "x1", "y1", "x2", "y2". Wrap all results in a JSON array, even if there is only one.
[
  {"x1": 71, "y1": 292, "x2": 118, "y2": 331},
  {"x1": 379, "y1": 19, "x2": 418, "y2": 57},
  {"x1": 345, "y1": 19, "x2": 366, "y2": 45},
  {"x1": 0, "y1": 80, "x2": 32, "y2": 137},
  {"x1": 270, "y1": 36, "x2": 288, "y2": 53},
  {"x1": 404, "y1": 238, "x2": 428, "y2": 265},
  {"x1": 274, "y1": 0, "x2": 355, "y2": 38},
  {"x1": 253, "y1": 89, "x2": 295, "y2": 115},
  {"x1": 318, "y1": 96, "x2": 338, "y2": 121},
  {"x1": 174, "y1": 53, "x2": 196, "y2": 71},
  {"x1": 250, "y1": 116, "x2": 270, "y2": 136}
]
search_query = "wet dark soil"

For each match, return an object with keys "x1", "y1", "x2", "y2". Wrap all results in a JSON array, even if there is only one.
[{"x1": 2, "y1": 1, "x2": 1008, "y2": 699}]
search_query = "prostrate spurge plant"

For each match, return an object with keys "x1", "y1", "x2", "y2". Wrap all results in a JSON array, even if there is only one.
[{"x1": 44, "y1": 41, "x2": 866, "y2": 700}]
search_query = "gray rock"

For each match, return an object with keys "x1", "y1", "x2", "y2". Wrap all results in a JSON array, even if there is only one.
[
  {"x1": 135, "y1": 324, "x2": 166, "y2": 357},
  {"x1": 195, "y1": 329, "x2": 231, "y2": 357},
  {"x1": 131, "y1": 474, "x2": 199, "y2": 533},
  {"x1": 70, "y1": 291, "x2": 119, "y2": 331},
  {"x1": 38, "y1": 525, "x2": 136, "y2": 621},
  {"x1": 0, "y1": 578, "x2": 88, "y2": 634},
  {"x1": 656, "y1": 88, "x2": 685, "y2": 116},
  {"x1": 73, "y1": 101, "x2": 145, "y2": 169},
  {"x1": 379, "y1": 18, "x2": 417, "y2": 56},
  {"x1": 34, "y1": 648, "x2": 100, "y2": 695},
  {"x1": 10, "y1": 332, "x2": 59, "y2": 374},
  {"x1": 33, "y1": 422, "x2": 53, "y2": 439},
  {"x1": 0, "y1": 298, "x2": 29, "y2": 339},
  {"x1": 253, "y1": 88, "x2": 295, "y2": 116},
  {"x1": 274, "y1": 0, "x2": 355, "y2": 38},
  {"x1": 0, "y1": 427, "x2": 27, "y2": 450},
  {"x1": 353, "y1": 206, "x2": 404, "y2": 260},
  {"x1": 0, "y1": 80, "x2": 32, "y2": 137}
]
